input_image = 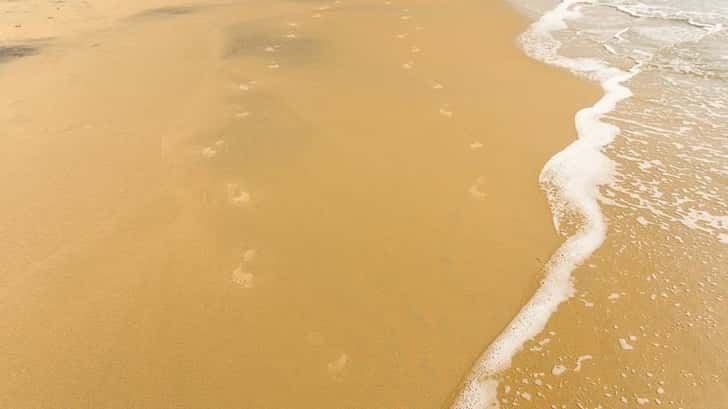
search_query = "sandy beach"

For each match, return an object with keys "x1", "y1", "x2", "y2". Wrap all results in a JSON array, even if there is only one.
[
  {"x1": 9, "y1": 0, "x2": 724, "y2": 408},
  {"x1": 0, "y1": 1, "x2": 597, "y2": 407}
]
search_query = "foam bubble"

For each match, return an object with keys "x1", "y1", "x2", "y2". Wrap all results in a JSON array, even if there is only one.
[
  {"x1": 619, "y1": 338, "x2": 635, "y2": 350},
  {"x1": 451, "y1": 2, "x2": 640, "y2": 407},
  {"x1": 552, "y1": 364, "x2": 567, "y2": 376},
  {"x1": 573, "y1": 354, "x2": 592, "y2": 371}
]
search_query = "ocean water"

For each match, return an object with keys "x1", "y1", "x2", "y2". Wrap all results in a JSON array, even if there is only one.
[{"x1": 453, "y1": 1, "x2": 727, "y2": 407}]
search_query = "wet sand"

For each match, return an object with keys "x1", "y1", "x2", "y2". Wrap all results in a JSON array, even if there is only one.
[{"x1": 0, "y1": 1, "x2": 598, "y2": 408}]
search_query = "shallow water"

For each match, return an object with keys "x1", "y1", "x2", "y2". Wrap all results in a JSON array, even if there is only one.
[{"x1": 455, "y1": 0, "x2": 727, "y2": 407}]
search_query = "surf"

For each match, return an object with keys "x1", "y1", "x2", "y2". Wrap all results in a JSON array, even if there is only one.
[{"x1": 450, "y1": 2, "x2": 640, "y2": 407}]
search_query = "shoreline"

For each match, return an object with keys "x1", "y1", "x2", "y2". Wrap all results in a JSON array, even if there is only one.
[
  {"x1": 451, "y1": 2, "x2": 641, "y2": 407},
  {"x1": 0, "y1": 1, "x2": 601, "y2": 408},
  {"x1": 455, "y1": 1, "x2": 728, "y2": 408}
]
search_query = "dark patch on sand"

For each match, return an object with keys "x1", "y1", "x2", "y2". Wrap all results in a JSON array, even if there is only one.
[
  {"x1": 127, "y1": 5, "x2": 202, "y2": 21},
  {"x1": 0, "y1": 45, "x2": 39, "y2": 63},
  {"x1": 224, "y1": 26, "x2": 323, "y2": 65}
]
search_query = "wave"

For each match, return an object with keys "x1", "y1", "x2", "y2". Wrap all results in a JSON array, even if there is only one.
[{"x1": 450, "y1": 2, "x2": 640, "y2": 408}]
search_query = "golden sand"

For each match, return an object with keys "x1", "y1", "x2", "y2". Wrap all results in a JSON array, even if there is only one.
[{"x1": 0, "y1": 1, "x2": 599, "y2": 408}]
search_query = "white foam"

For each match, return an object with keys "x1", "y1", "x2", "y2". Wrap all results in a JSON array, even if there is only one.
[
  {"x1": 451, "y1": 2, "x2": 640, "y2": 408},
  {"x1": 619, "y1": 338, "x2": 635, "y2": 350},
  {"x1": 573, "y1": 354, "x2": 592, "y2": 371},
  {"x1": 613, "y1": 27, "x2": 629, "y2": 42},
  {"x1": 552, "y1": 364, "x2": 567, "y2": 376}
]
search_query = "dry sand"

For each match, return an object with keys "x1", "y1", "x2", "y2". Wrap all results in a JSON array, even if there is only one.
[{"x1": 0, "y1": 1, "x2": 598, "y2": 408}]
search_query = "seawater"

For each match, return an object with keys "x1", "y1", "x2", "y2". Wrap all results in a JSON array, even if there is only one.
[{"x1": 452, "y1": 1, "x2": 727, "y2": 407}]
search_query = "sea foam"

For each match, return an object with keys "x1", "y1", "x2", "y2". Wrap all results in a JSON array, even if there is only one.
[{"x1": 451, "y1": 2, "x2": 640, "y2": 408}]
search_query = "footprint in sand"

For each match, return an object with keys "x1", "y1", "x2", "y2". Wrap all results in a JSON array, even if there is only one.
[
  {"x1": 239, "y1": 80, "x2": 256, "y2": 91},
  {"x1": 327, "y1": 352, "x2": 350, "y2": 381},
  {"x1": 201, "y1": 146, "x2": 217, "y2": 158},
  {"x1": 232, "y1": 248, "x2": 257, "y2": 288},
  {"x1": 242, "y1": 248, "x2": 257, "y2": 263},
  {"x1": 469, "y1": 176, "x2": 487, "y2": 200},
  {"x1": 232, "y1": 265, "x2": 254, "y2": 288},
  {"x1": 227, "y1": 183, "x2": 251, "y2": 206},
  {"x1": 439, "y1": 105, "x2": 453, "y2": 117},
  {"x1": 201, "y1": 140, "x2": 224, "y2": 158}
]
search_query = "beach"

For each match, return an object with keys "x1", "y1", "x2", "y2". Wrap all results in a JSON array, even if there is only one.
[
  {"x1": 2, "y1": 0, "x2": 726, "y2": 408},
  {"x1": 0, "y1": 0, "x2": 597, "y2": 407}
]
